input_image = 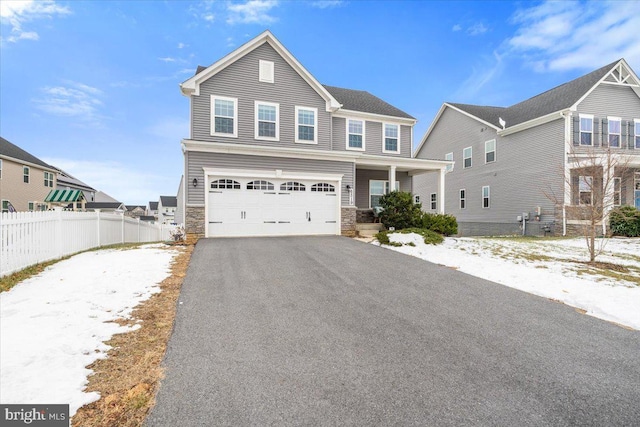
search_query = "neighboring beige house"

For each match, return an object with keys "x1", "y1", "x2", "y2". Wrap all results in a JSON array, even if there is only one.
[{"x1": 1, "y1": 136, "x2": 57, "y2": 212}]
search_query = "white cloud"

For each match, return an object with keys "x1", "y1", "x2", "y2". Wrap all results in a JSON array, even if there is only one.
[
  {"x1": 452, "y1": 24, "x2": 462, "y2": 32},
  {"x1": 467, "y1": 22, "x2": 488, "y2": 36},
  {"x1": 42, "y1": 158, "x2": 175, "y2": 205},
  {"x1": 0, "y1": 0, "x2": 70, "y2": 44},
  {"x1": 158, "y1": 57, "x2": 176, "y2": 62},
  {"x1": 177, "y1": 42, "x2": 187, "y2": 49},
  {"x1": 453, "y1": 51, "x2": 505, "y2": 101},
  {"x1": 508, "y1": 0, "x2": 640, "y2": 72},
  {"x1": 226, "y1": 0, "x2": 279, "y2": 25},
  {"x1": 310, "y1": 1, "x2": 343, "y2": 9},
  {"x1": 203, "y1": 13, "x2": 215, "y2": 22},
  {"x1": 34, "y1": 82, "x2": 105, "y2": 125}
]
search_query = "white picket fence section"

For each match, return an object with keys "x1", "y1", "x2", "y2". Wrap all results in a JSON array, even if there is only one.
[{"x1": 0, "y1": 210, "x2": 174, "y2": 277}]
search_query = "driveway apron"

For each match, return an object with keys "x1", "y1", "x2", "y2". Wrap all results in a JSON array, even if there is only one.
[{"x1": 146, "y1": 236, "x2": 640, "y2": 426}]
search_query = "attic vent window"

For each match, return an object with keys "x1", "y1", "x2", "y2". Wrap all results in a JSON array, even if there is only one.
[{"x1": 259, "y1": 60, "x2": 274, "y2": 83}]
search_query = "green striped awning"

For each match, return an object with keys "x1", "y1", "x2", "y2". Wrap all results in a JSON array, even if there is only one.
[{"x1": 44, "y1": 189, "x2": 85, "y2": 203}]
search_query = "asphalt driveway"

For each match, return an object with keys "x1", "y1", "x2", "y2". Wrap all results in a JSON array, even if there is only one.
[{"x1": 147, "y1": 236, "x2": 640, "y2": 426}]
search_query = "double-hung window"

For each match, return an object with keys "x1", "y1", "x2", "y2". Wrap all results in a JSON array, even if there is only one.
[
  {"x1": 445, "y1": 152, "x2": 453, "y2": 172},
  {"x1": 613, "y1": 177, "x2": 621, "y2": 206},
  {"x1": 485, "y1": 139, "x2": 496, "y2": 163},
  {"x1": 23, "y1": 166, "x2": 30, "y2": 183},
  {"x1": 430, "y1": 193, "x2": 437, "y2": 210},
  {"x1": 580, "y1": 115, "x2": 593, "y2": 146},
  {"x1": 44, "y1": 171, "x2": 53, "y2": 187},
  {"x1": 459, "y1": 189, "x2": 466, "y2": 209},
  {"x1": 1, "y1": 200, "x2": 9, "y2": 213},
  {"x1": 482, "y1": 186, "x2": 490, "y2": 208},
  {"x1": 579, "y1": 176, "x2": 593, "y2": 205},
  {"x1": 463, "y1": 147, "x2": 472, "y2": 168},
  {"x1": 635, "y1": 120, "x2": 640, "y2": 149},
  {"x1": 369, "y1": 180, "x2": 399, "y2": 208},
  {"x1": 295, "y1": 106, "x2": 317, "y2": 144},
  {"x1": 255, "y1": 101, "x2": 279, "y2": 140},
  {"x1": 383, "y1": 124, "x2": 399, "y2": 153},
  {"x1": 346, "y1": 119, "x2": 365, "y2": 150},
  {"x1": 608, "y1": 117, "x2": 621, "y2": 148},
  {"x1": 211, "y1": 95, "x2": 237, "y2": 137}
]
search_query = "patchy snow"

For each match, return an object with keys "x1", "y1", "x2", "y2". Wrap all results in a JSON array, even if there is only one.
[
  {"x1": 0, "y1": 244, "x2": 178, "y2": 418},
  {"x1": 376, "y1": 235, "x2": 640, "y2": 330}
]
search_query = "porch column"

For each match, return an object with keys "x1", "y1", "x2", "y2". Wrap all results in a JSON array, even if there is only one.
[
  {"x1": 388, "y1": 165, "x2": 396, "y2": 193},
  {"x1": 602, "y1": 160, "x2": 615, "y2": 235},
  {"x1": 438, "y1": 168, "x2": 446, "y2": 214}
]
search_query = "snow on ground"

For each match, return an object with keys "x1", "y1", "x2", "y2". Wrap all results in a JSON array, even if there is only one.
[
  {"x1": 375, "y1": 235, "x2": 640, "y2": 330},
  {"x1": 0, "y1": 244, "x2": 178, "y2": 418}
]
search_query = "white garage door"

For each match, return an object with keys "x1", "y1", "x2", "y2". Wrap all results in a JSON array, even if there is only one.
[{"x1": 207, "y1": 177, "x2": 339, "y2": 237}]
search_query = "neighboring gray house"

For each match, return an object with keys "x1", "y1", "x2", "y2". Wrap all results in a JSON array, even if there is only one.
[
  {"x1": 83, "y1": 202, "x2": 125, "y2": 213},
  {"x1": 413, "y1": 59, "x2": 640, "y2": 236},
  {"x1": 180, "y1": 30, "x2": 449, "y2": 239},
  {"x1": 175, "y1": 175, "x2": 184, "y2": 225},
  {"x1": 52, "y1": 168, "x2": 96, "y2": 202},
  {"x1": 147, "y1": 201, "x2": 159, "y2": 217},
  {"x1": 158, "y1": 195, "x2": 177, "y2": 225}
]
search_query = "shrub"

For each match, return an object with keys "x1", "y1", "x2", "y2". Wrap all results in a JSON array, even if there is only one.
[
  {"x1": 420, "y1": 213, "x2": 458, "y2": 236},
  {"x1": 376, "y1": 227, "x2": 444, "y2": 246},
  {"x1": 610, "y1": 206, "x2": 640, "y2": 237},
  {"x1": 378, "y1": 191, "x2": 423, "y2": 230}
]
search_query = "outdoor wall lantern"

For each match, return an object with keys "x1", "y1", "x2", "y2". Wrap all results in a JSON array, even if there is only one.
[{"x1": 192, "y1": 178, "x2": 198, "y2": 187}]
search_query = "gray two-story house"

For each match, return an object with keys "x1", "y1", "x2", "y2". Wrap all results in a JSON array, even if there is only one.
[
  {"x1": 413, "y1": 59, "x2": 640, "y2": 236},
  {"x1": 180, "y1": 31, "x2": 449, "y2": 240}
]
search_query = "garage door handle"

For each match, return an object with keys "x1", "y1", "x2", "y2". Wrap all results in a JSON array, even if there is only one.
[
  {"x1": 209, "y1": 221, "x2": 222, "y2": 224},
  {"x1": 326, "y1": 193, "x2": 337, "y2": 196},
  {"x1": 209, "y1": 191, "x2": 222, "y2": 193},
  {"x1": 264, "y1": 221, "x2": 276, "y2": 223},
  {"x1": 278, "y1": 221, "x2": 290, "y2": 223},
  {"x1": 326, "y1": 221, "x2": 336, "y2": 223},
  {"x1": 278, "y1": 193, "x2": 290, "y2": 195}
]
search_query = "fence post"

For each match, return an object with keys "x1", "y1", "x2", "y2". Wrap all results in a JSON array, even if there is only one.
[
  {"x1": 96, "y1": 209, "x2": 101, "y2": 247},
  {"x1": 121, "y1": 212, "x2": 125, "y2": 244},
  {"x1": 55, "y1": 207, "x2": 63, "y2": 257},
  {"x1": 137, "y1": 218, "x2": 140, "y2": 242}
]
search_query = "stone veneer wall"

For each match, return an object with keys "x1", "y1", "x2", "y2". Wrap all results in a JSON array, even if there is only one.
[
  {"x1": 341, "y1": 207, "x2": 357, "y2": 236},
  {"x1": 185, "y1": 206, "x2": 205, "y2": 244}
]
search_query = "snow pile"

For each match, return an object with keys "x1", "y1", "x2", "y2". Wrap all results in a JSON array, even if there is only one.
[
  {"x1": 0, "y1": 244, "x2": 178, "y2": 417},
  {"x1": 378, "y1": 234, "x2": 640, "y2": 330}
]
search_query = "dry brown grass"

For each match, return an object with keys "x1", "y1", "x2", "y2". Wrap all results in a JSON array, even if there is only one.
[{"x1": 72, "y1": 243, "x2": 193, "y2": 427}]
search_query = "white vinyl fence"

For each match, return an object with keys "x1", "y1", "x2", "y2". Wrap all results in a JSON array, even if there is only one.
[{"x1": 1, "y1": 210, "x2": 174, "y2": 277}]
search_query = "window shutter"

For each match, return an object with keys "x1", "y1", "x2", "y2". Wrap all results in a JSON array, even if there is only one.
[
  {"x1": 572, "y1": 116, "x2": 580, "y2": 146},
  {"x1": 628, "y1": 121, "x2": 635, "y2": 149},
  {"x1": 622, "y1": 120, "x2": 628, "y2": 149},
  {"x1": 597, "y1": 117, "x2": 604, "y2": 147},
  {"x1": 621, "y1": 182, "x2": 627, "y2": 205},
  {"x1": 572, "y1": 174, "x2": 580, "y2": 205}
]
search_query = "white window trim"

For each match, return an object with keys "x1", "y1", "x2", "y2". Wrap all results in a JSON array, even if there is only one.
[
  {"x1": 482, "y1": 185, "x2": 490, "y2": 209},
  {"x1": 369, "y1": 179, "x2": 399, "y2": 209},
  {"x1": 613, "y1": 177, "x2": 621, "y2": 206},
  {"x1": 28, "y1": 201, "x2": 35, "y2": 211},
  {"x1": 1, "y1": 199, "x2": 9, "y2": 213},
  {"x1": 463, "y1": 146, "x2": 472, "y2": 169},
  {"x1": 485, "y1": 139, "x2": 496, "y2": 164},
  {"x1": 346, "y1": 118, "x2": 366, "y2": 152},
  {"x1": 23, "y1": 165, "x2": 30, "y2": 184},
  {"x1": 445, "y1": 152, "x2": 453, "y2": 172},
  {"x1": 254, "y1": 101, "x2": 280, "y2": 141},
  {"x1": 382, "y1": 123, "x2": 401, "y2": 154},
  {"x1": 44, "y1": 171, "x2": 54, "y2": 187},
  {"x1": 430, "y1": 193, "x2": 437, "y2": 210},
  {"x1": 259, "y1": 59, "x2": 274, "y2": 83},
  {"x1": 579, "y1": 114, "x2": 594, "y2": 146},
  {"x1": 211, "y1": 95, "x2": 238, "y2": 138},
  {"x1": 608, "y1": 116, "x2": 621, "y2": 147},
  {"x1": 578, "y1": 175, "x2": 593, "y2": 206},
  {"x1": 635, "y1": 119, "x2": 640, "y2": 148},
  {"x1": 459, "y1": 189, "x2": 466, "y2": 209},
  {"x1": 294, "y1": 106, "x2": 318, "y2": 144}
]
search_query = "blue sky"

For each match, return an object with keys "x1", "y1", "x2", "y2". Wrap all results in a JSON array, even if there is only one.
[{"x1": 1, "y1": 0, "x2": 639, "y2": 204}]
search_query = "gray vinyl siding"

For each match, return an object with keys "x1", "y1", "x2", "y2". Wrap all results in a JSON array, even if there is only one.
[
  {"x1": 413, "y1": 107, "x2": 564, "y2": 224},
  {"x1": 186, "y1": 151, "x2": 354, "y2": 206},
  {"x1": 573, "y1": 83, "x2": 640, "y2": 151},
  {"x1": 192, "y1": 43, "x2": 332, "y2": 150},
  {"x1": 331, "y1": 117, "x2": 412, "y2": 158},
  {"x1": 355, "y1": 169, "x2": 411, "y2": 209}
]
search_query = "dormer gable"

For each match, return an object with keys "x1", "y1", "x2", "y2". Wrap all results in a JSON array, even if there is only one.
[{"x1": 180, "y1": 30, "x2": 341, "y2": 113}]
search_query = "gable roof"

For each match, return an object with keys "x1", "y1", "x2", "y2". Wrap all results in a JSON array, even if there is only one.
[
  {"x1": 160, "y1": 196, "x2": 177, "y2": 207},
  {"x1": 0, "y1": 136, "x2": 54, "y2": 170},
  {"x1": 181, "y1": 30, "x2": 341, "y2": 111},
  {"x1": 52, "y1": 167, "x2": 96, "y2": 192},
  {"x1": 323, "y1": 85, "x2": 415, "y2": 120},
  {"x1": 415, "y1": 58, "x2": 639, "y2": 156},
  {"x1": 125, "y1": 205, "x2": 146, "y2": 211},
  {"x1": 451, "y1": 59, "x2": 623, "y2": 129},
  {"x1": 148, "y1": 201, "x2": 159, "y2": 210},
  {"x1": 83, "y1": 202, "x2": 124, "y2": 210}
]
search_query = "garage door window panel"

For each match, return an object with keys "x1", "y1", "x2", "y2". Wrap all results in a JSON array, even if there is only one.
[
  {"x1": 311, "y1": 183, "x2": 335, "y2": 192},
  {"x1": 247, "y1": 180, "x2": 274, "y2": 191},
  {"x1": 280, "y1": 182, "x2": 306, "y2": 191},
  {"x1": 211, "y1": 179, "x2": 241, "y2": 189}
]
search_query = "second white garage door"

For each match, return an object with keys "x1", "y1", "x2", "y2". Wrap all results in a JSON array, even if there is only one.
[{"x1": 207, "y1": 177, "x2": 340, "y2": 237}]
